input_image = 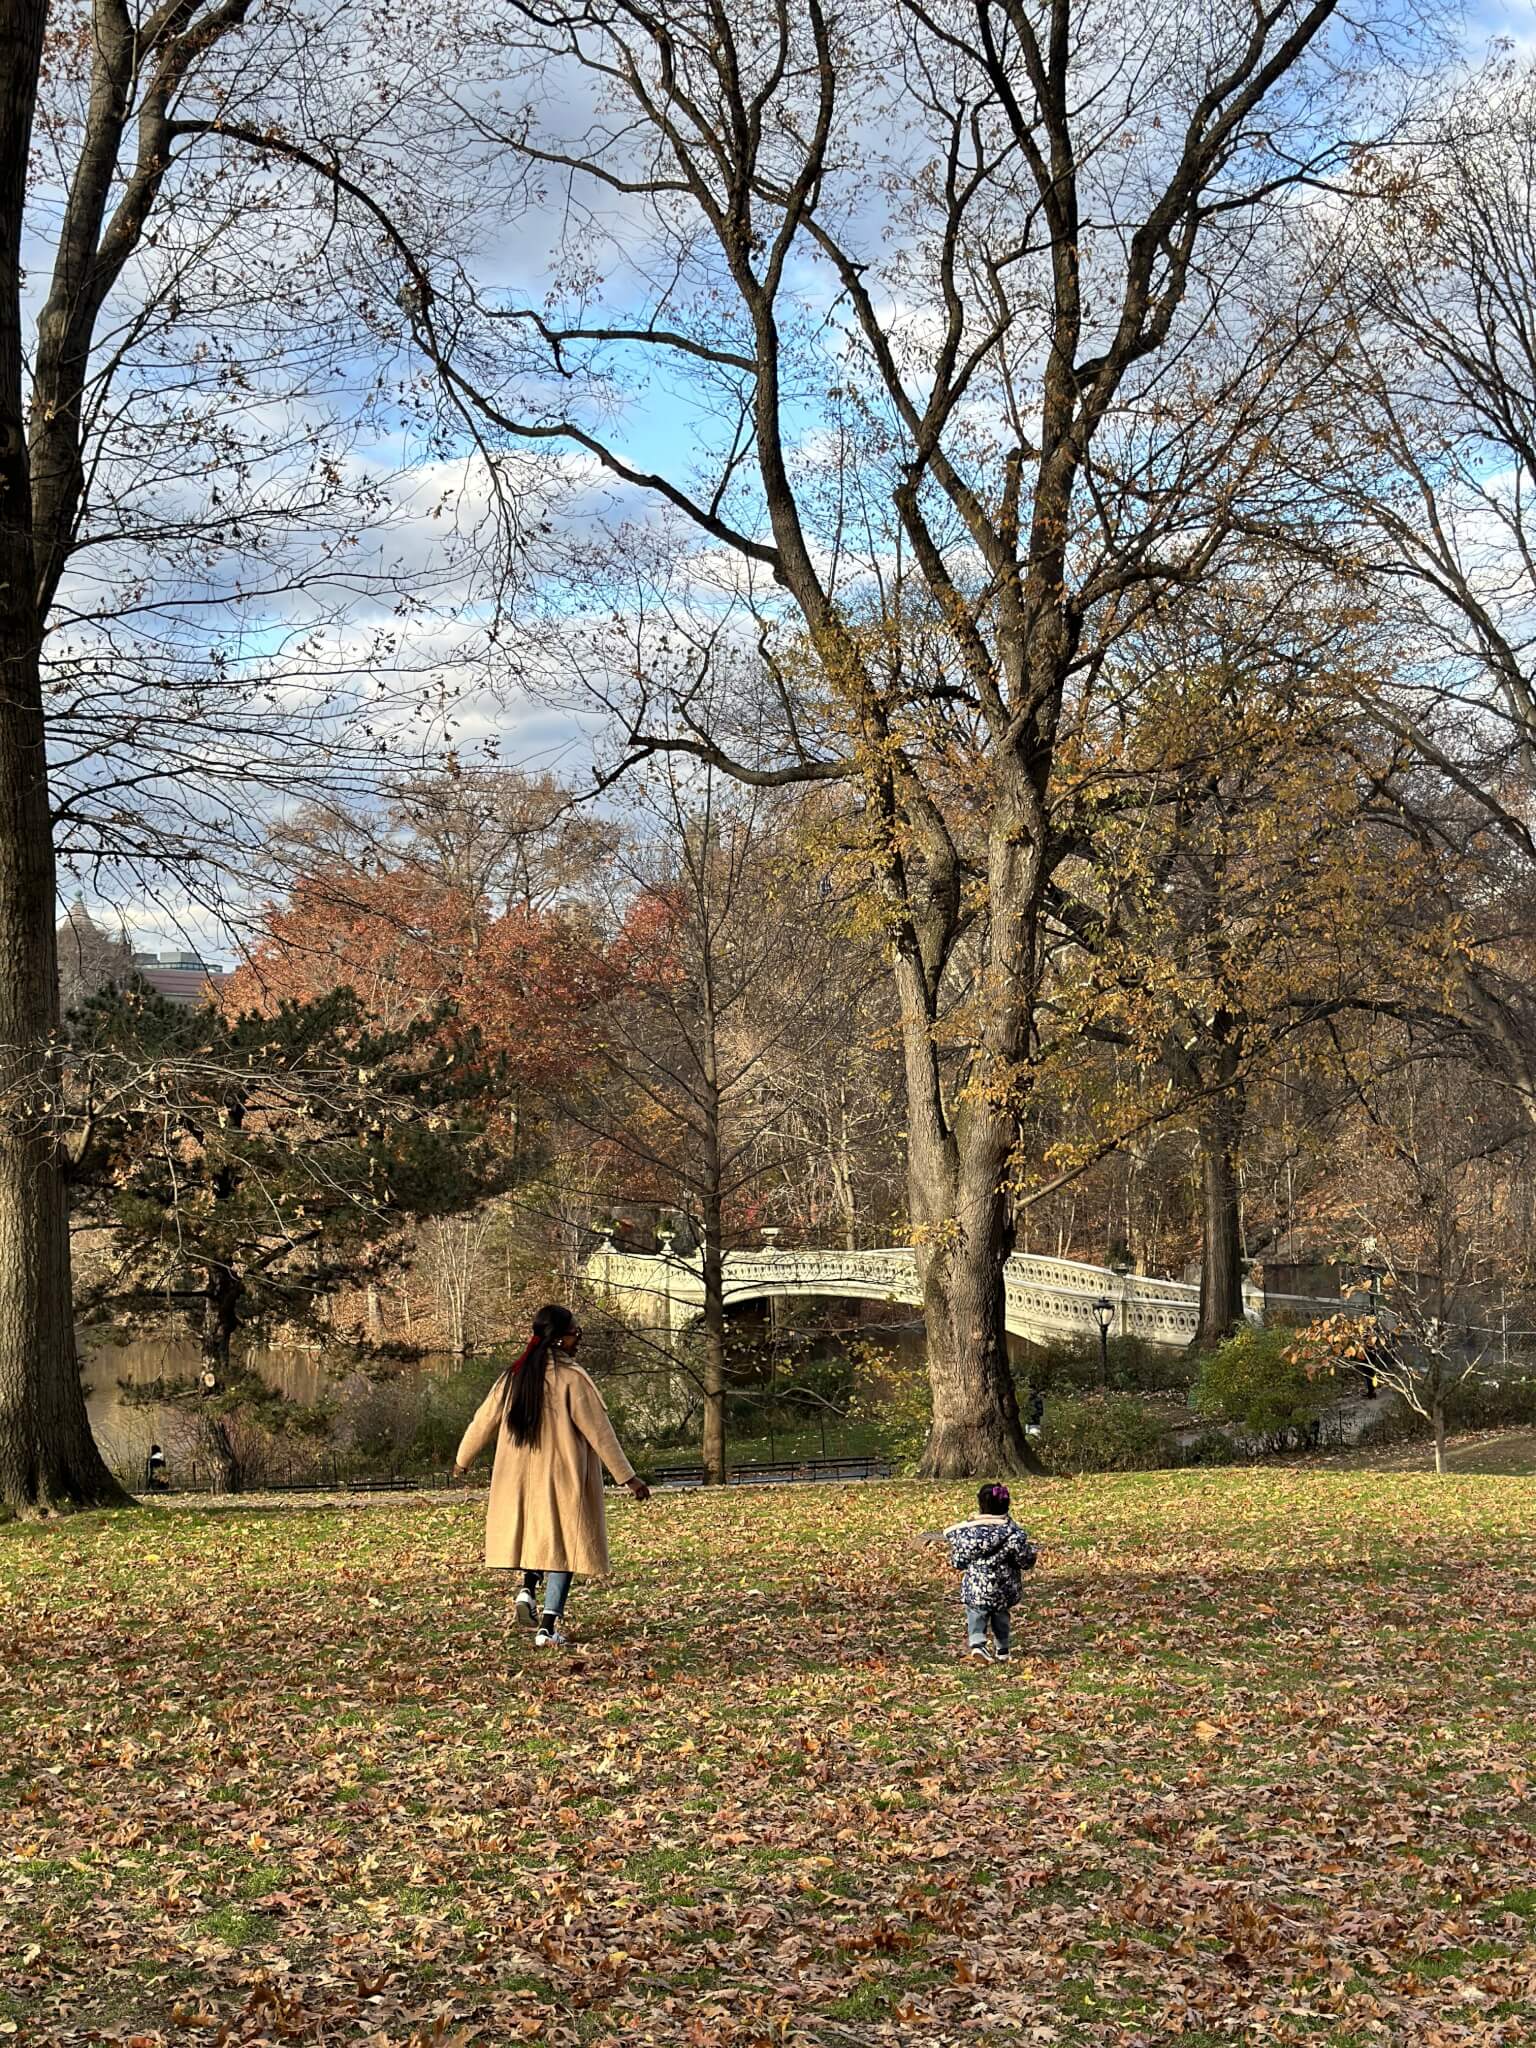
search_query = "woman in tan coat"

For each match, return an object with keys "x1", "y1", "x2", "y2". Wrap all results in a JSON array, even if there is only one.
[{"x1": 453, "y1": 1304, "x2": 650, "y2": 1645}]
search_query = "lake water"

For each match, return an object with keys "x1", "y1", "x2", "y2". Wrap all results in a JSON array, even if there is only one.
[
  {"x1": 82, "y1": 1335, "x2": 452, "y2": 1476},
  {"x1": 81, "y1": 1312, "x2": 937, "y2": 1484}
]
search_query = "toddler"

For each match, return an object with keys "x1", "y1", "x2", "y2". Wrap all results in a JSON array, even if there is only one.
[{"x1": 944, "y1": 1482, "x2": 1037, "y2": 1662}]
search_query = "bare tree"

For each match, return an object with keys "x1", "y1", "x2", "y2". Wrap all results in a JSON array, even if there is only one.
[
  {"x1": 1290, "y1": 1052, "x2": 1533, "y2": 1471},
  {"x1": 265, "y1": 771, "x2": 621, "y2": 925},
  {"x1": 1319, "y1": 59, "x2": 1536, "y2": 1130},
  {"x1": 419, "y1": 1209, "x2": 501, "y2": 1359},
  {"x1": 346, "y1": 0, "x2": 1420, "y2": 1471},
  {"x1": 0, "y1": 0, "x2": 465, "y2": 1510},
  {"x1": 586, "y1": 762, "x2": 848, "y2": 1480}
]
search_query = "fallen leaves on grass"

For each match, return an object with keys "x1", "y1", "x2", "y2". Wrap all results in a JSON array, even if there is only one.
[{"x1": 3, "y1": 1474, "x2": 1536, "y2": 2044}]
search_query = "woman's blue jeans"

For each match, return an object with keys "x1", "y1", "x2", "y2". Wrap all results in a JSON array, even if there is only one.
[{"x1": 523, "y1": 1569, "x2": 573, "y2": 1618}]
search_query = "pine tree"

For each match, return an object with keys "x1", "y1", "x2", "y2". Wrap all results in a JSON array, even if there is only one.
[{"x1": 66, "y1": 983, "x2": 505, "y2": 1490}]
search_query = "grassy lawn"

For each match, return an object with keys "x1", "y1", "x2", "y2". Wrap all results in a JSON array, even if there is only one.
[{"x1": 4, "y1": 1472, "x2": 1536, "y2": 2045}]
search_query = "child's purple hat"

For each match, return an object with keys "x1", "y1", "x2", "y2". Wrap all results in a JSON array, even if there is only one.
[{"x1": 978, "y1": 1482, "x2": 1011, "y2": 1513}]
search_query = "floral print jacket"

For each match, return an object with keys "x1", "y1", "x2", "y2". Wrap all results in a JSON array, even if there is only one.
[{"x1": 944, "y1": 1513, "x2": 1038, "y2": 1610}]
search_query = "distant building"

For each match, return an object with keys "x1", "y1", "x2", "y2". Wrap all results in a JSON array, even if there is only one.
[
  {"x1": 56, "y1": 899, "x2": 134, "y2": 1014},
  {"x1": 56, "y1": 902, "x2": 229, "y2": 1012},
  {"x1": 131, "y1": 951, "x2": 228, "y2": 1008}
]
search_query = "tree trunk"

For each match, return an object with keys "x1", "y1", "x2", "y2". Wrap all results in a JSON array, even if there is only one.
[
  {"x1": 199, "y1": 1276, "x2": 243, "y2": 1493},
  {"x1": 832, "y1": 1084, "x2": 858, "y2": 1253},
  {"x1": 897, "y1": 772, "x2": 1040, "y2": 1480},
  {"x1": 0, "y1": 0, "x2": 123, "y2": 1512},
  {"x1": 913, "y1": 992, "x2": 1040, "y2": 1479},
  {"x1": 891, "y1": 1007, "x2": 1036, "y2": 1476},
  {"x1": 200, "y1": 1415, "x2": 241, "y2": 1495},
  {"x1": 917, "y1": 1230, "x2": 1037, "y2": 1477},
  {"x1": 698, "y1": 1041, "x2": 728, "y2": 1486},
  {"x1": 0, "y1": 1136, "x2": 121, "y2": 1510},
  {"x1": 1432, "y1": 1397, "x2": 1446, "y2": 1476},
  {"x1": 1196, "y1": 1076, "x2": 1246, "y2": 1347},
  {"x1": 699, "y1": 1223, "x2": 727, "y2": 1486},
  {"x1": 429, "y1": 1221, "x2": 471, "y2": 1357}
]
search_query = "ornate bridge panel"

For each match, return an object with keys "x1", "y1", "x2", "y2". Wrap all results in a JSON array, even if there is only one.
[{"x1": 583, "y1": 1239, "x2": 1332, "y2": 1351}]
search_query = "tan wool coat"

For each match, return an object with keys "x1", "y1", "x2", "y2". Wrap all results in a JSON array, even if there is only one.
[{"x1": 456, "y1": 1362, "x2": 637, "y2": 1576}]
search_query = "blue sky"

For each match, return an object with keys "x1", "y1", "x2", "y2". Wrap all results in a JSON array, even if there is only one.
[{"x1": 58, "y1": 0, "x2": 1536, "y2": 962}]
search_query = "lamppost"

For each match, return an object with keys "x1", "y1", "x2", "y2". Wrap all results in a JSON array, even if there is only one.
[
  {"x1": 760, "y1": 1227, "x2": 782, "y2": 1347},
  {"x1": 1092, "y1": 1296, "x2": 1116, "y2": 1390},
  {"x1": 1357, "y1": 1263, "x2": 1383, "y2": 1399},
  {"x1": 1360, "y1": 1263, "x2": 1382, "y2": 1321}
]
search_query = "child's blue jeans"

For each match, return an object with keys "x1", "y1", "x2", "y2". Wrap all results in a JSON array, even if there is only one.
[{"x1": 966, "y1": 1604, "x2": 1010, "y2": 1655}]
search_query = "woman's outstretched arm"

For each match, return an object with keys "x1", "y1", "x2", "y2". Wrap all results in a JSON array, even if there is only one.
[
  {"x1": 454, "y1": 1385, "x2": 503, "y2": 1475},
  {"x1": 567, "y1": 1370, "x2": 642, "y2": 1489}
]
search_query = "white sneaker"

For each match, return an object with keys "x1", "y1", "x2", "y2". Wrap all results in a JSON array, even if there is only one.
[
  {"x1": 535, "y1": 1621, "x2": 569, "y2": 1648},
  {"x1": 968, "y1": 1646, "x2": 994, "y2": 1662},
  {"x1": 514, "y1": 1587, "x2": 538, "y2": 1628}
]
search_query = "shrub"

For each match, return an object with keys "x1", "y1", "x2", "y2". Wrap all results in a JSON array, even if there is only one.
[
  {"x1": 722, "y1": 1336, "x2": 858, "y2": 1433},
  {"x1": 847, "y1": 1347, "x2": 931, "y2": 1471},
  {"x1": 411, "y1": 1357, "x2": 507, "y2": 1466},
  {"x1": 1192, "y1": 1326, "x2": 1342, "y2": 1451},
  {"x1": 340, "y1": 1356, "x2": 503, "y2": 1474},
  {"x1": 855, "y1": 1364, "x2": 1183, "y2": 1475},
  {"x1": 1036, "y1": 1393, "x2": 1177, "y2": 1474},
  {"x1": 1173, "y1": 1427, "x2": 1243, "y2": 1468},
  {"x1": 1023, "y1": 1333, "x2": 1196, "y2": 1397},
  {"x1": 1445, "y1": 1373, "x2": 1536, "y2": 1431},
  {"x1": 1351, "y1": 1400, "x2": 1424, "y2": 1454}
]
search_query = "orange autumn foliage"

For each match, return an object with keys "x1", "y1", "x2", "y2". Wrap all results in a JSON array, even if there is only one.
[{"x1": 224, "y1": 868, "x2": 611, "y2": 1109}]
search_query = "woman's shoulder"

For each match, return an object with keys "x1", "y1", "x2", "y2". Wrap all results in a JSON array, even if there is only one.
[{"x1": 549, "y1": 1360, "x2": 600, "y2": 1395}]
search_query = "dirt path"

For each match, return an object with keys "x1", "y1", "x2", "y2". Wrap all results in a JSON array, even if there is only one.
[{"x1": 1333, "y1": 1427, "x2": 1536, "y2": 1475}]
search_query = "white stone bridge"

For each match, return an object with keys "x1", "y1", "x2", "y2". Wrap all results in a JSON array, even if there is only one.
[{"x1": 583, "y1": 1236, "x2": 1338, "y2": 1351}]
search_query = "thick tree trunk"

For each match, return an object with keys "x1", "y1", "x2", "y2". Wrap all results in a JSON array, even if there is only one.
[
  {"x1": 0, "y1": 0, "x2": 124, "y2": 1512},
  {"x1": 0, "y1": 1143, "x2": 122, "y2": 1510},
  {"x1": 917, "y1": 1228, "x2": 1037, "y2": 1478},
  {"x1": 895, "y1": 778, "x2": 1040, "y2": 1481},
  {"x1": 1196, "y1": 1078, "x2": 1246, "y2": 1347}
]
